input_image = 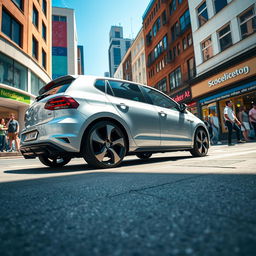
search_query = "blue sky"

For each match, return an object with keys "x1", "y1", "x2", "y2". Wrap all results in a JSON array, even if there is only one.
[{"x1": 52, "y1": 0, "x2": 150, "y2": 76}]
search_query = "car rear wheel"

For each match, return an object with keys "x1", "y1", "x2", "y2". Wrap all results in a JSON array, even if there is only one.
[
  {"x1": 136, "y1": 152, "x2": 152, "y2": 160},
  {"x1": 190, "y1": 128, "x2": 209, "y2": 157},
  {"x1": 38, "y1": 155, "x2": 71, "y2": 167},
  {"x1": 83, "y1": 121, "x2": 127, "y2": 169}
]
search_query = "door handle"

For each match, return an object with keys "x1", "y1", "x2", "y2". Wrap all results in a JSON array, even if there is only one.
[
  {"x1": 159, "y1": 111, "x2": 166, "y2": 117},
  {"x1": 118, "y1": 103, "x2": 127, "y2": 110}
]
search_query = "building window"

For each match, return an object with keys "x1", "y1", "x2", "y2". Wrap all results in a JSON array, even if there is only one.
[
  {"x1": 177, "y1": 43, "x2": 181, "y2": 55},
  {"x1": 42, "y1": 49, "x2": 46, "y2": 69},
  {"x1": 201, "y1": 37, "x2": 213, "y2": 61},
  {"x1": 169, "y1": 67, "x2": 182, "y2": 90},
  {"x1": 197, "y1": 1, "x2": 208, "y2": 27},
  {"x1": 146, "y1": 30, "x2": 152, "y2": 45},
  {"x1": 178, "y1": 0, "x2": 183, "y2": 4},
  {"x1": 31, "y1": 72, "x2": 45, "y2": 96},
  {"x1": 113, "y1": 48, "x2": 121, "y2": 65},
  {"x1": 32, "y1": 5, "x2": 39, "y2": 28},
  {"x1": 32, "y1": 36, "x2": 38, "y2": 59},
  {"x1": 0, "y1": 52, "x2": 28, "y2": 91},
  {"x1": 53, "y1": 15, "x2": 66, "y2": 22},
  {"x1": 187, "y1": 33, "x2": 192, "y2": 46},
  {"x1": 162, "y1": 11, "x2": 167, "y2": 25},
  {"x1": 180, "y1": 9, "x2": 190, "y2": 33},
  {"x1": 157, "y1": 78, "x2": 167, "y2": 92},
  {"x1": 42, "y1": 0, "x2": 47, "y2": 16},
  {"x1": 182, "y1": 37, "x2": 187, "y2": 50},
  {"x1": 169, "y1": 0, "x2": 177, "y2": 15},
  {"x1": 1, "y1": 8, "x2": 22, "y2": 47},
  {"x1": 171, "y1": 22, "x2": 180, "y2": 42},
  {"x1": 214, "y1": 0, "x2": 227, "y2": 14},
  {"x1": 218, "y1": 24, "x2": 232, "y2": 51},
  {"x1": 153, "y1": 17, "x2": 161, "y2": 37},
  {"x1": 115, "y1": 31, "x2": 121, "y2": 38},
  {"x1": 187, "y1": 58, "x2": 196, "y2": 79},
  {"x1": 12, "y1": 0, "x2": 23, "y2": 10},
  {"x1": 239, "y1": 7, "x2": 256, "y2": 40},
  {"x1": 42, "y1": 22, "x2": 46, "y2": 41}
]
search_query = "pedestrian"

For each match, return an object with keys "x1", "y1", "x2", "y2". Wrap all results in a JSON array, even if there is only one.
[
  {"x1": 0, "y1": 118, "x2": 7, "y2": 152},
  {"x1": 224, "y1": 100, "x2": 245, "y2": 146},
  {"x1": 7, "y1": 113, "x2": 20, "y2": 152},
  {"x1": 249, "y1": 103, "x2": 256, "y2": 139},
  {"x1": 209, "y1": 112, "x2": 222, "y2": 145},
  {"x1": 204, "y1": 116, "x2": 213, "y2": 144},
  {"x1": 238, "y1": 106, "x2": 250, "y2": 141}
]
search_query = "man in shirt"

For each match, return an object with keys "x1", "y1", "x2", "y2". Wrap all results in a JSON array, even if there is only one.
[
  {"x1": 224, "y1": 100, "x2": 244, "y2": 146},
  {"x1": 249, "y1": 103, "x2": 256, "y2": 138},
  {"x1": 7, "y1": 113, "x2": 20, "y2": 152}
]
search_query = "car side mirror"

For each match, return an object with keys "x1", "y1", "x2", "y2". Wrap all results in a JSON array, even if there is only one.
[{"x1": 179, "y1": 103, "x2": 187, "y2": 112}]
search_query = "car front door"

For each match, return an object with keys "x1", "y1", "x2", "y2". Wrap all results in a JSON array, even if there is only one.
[
  {"x1": 106, "y1": 80, "x2": 161, "y2": 147},
  {"x1": 141, "y1": 86, "x2": 192, "y2": 147}
]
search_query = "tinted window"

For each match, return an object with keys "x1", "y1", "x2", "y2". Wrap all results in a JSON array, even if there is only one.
[
  {"x1": 108, "y1": 81, "x2": 145, "y2": 103},
  {"x1": 142, "y1": 87, "x2": 178, "y2": 110},
  {"x1": 94, "y1": 79, "x2": 105, "y2": 93}
]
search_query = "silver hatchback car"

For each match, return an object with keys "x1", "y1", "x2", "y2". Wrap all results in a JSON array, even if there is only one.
[{"x1": 20, "y1": 75, "x2": 209, "y2": 168}]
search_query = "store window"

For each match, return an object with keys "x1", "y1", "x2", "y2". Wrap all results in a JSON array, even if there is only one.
[
  {"x1": 1, "y1": 8, "x2": 22, "y2": 47},
  {"x1": 169, "y1": 67, "x2": 182, "y2": 90},
  {"x1": 218, "y1": 24, "x2": 232, "y2": 52},
  {"x1": 239, "y1": 6, "x2": 256, "y2": 40},
  {"x1": 197, "y1": 1, "x2": 208, "y2": 27},
  {"x1": 31, "y1": 72, "x2": 45, "y2": 96},
  {"x1": 0, "y1": 52, "x2": 27, "y2": 91},
  {"x1": 201, "y1": 37, "x2": 213, "y2": 62}
]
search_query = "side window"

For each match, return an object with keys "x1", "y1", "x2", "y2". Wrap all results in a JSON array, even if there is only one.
[
  {"x1": 94, "y1": 79, "x2": 105, "y2": 93},
  {"x1": 142, "y1": 87, "x2": 179, "y2": 110},
  {"x1": 107, "y1": 80, "x2": 145, "y2": 103}
]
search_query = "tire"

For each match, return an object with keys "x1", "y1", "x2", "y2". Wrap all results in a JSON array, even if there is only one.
[
  {"x1": 83, "y1": 121, "x2": 127, "y2": 169},
  {"x1": 136, "y1": 152, "x2": 152, "y2": 160},
  {"x1": 38, "y1": 155, "x2": 71, "y2": 167},
  {"x1": 190, "y1": 128, "x2": 209, "y2": 157}
]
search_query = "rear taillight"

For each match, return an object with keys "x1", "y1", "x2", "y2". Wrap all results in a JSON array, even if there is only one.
[{"x1": 44, "y1": 96, "x2": 79, "y2": 110}]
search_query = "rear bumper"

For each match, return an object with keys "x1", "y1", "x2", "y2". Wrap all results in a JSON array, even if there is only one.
[{"x1": 20, "y1": 143, "x2": 71, "y2": 159}]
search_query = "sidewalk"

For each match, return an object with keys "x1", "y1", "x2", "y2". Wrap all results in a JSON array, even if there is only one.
[{"x1": 0, "y1": 151, "x2": 22, "y2": 158}]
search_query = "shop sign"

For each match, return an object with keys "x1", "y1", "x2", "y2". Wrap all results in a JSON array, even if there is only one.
[
  {"x1": 208, "y1": 66, "x2": 250, "y2": 87},
  {"x1": 200, "y1": 81, "x2": 256, "y2": 105},
  {"x1": 171, "y1": 88, "x2": 192, "y2": 103},
  {"x1": 0, "y1": 87, "x2": 30, "y2": 104}
]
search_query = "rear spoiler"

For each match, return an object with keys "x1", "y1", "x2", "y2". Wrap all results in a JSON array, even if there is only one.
[{"x1": 39, "y1": 75, "x2": 77, "y2": 95}]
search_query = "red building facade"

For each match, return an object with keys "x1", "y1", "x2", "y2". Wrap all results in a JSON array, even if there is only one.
[{"x1": 143, "y1": 0, "x2": 196, "y2": 105}]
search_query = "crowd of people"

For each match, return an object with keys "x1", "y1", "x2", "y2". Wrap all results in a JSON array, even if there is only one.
[
  {"x1": 0, "y1": 113, "x2": 20, "y2": 152},
  {"x1": 204, "y1": 101, "x2": 256, "y2": 146}
]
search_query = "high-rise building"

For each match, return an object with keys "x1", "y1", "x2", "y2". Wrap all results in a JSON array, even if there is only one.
[
  {"x1": 52, "y1": 7, "x2": 78, "y2": 79},
  {"x1": 143, "y1": 0, "x2": 195, "y2": 106},
  {"x1": 0, "y1": 0, "x2": 52, "y2": 129},
  {"x1": 77, "y1": 45, "x2": 84, "y2": 75},
  {"x1": 108, "y1": 26, "x2": 132, "y2": 77},
  {"x1": 188, "y1": 0, "x2": 256, "y2": 137}
]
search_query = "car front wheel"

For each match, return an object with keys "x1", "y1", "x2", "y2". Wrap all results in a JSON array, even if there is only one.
[
  {"x1": 190, "y1": 128, "x2": 209, "y2": 157},
  {"x1": 38, "y1": 155, "x2": 72, "y2": 167},
  {"x1": 83, "y1": 121, "x2": 127, "y2": 169}
]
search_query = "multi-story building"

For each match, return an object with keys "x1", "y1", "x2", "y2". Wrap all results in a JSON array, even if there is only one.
[
  {"x1": 0, "y1": 0, "x2": 52, "y2": 129},
  {"x1": 189, "y1": 0, "x2": 256, "y2": 135},
  {"x1": 131, "y1": 28, "x2": 147, "y2": 85},
  {"x1": 143, "y1": 0, "x2": 195, "y2": 106},
  {"x1": 77, "y1": 45, "x2": 84, "y2": 75},
  {"x1": 108, "y1": 26, "x2": 132, "y2": 77},
  {"x1": 52, "y1": 7, "x2": 78, "y2": 79}
]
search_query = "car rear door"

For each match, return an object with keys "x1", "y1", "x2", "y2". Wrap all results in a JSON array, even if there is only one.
[{"x1": 105, "y1": 80, "x2": 161, "y2": 147}]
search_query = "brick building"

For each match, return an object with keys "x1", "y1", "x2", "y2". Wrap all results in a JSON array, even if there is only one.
[{"x1": 143, "y1": 0, "x2": 196, "y2": 105}]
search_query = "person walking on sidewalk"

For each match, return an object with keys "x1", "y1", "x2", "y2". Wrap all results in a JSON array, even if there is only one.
[
  {"x1": 210, "y1": 112, "x2": 222, "y2": 145},
  {"x1": 7, "y1": 113, "x2": 20, "y2": 152},
  {"x1": 238, "y1": 106, "x2": 250, "y2": 141},
  {"x1": 0, "y1": 118, "x2": 7, "y2": 152},
  {"x1": 224, "y1": 100, "x2": 244, "y2": 146},
  {"x1": 249, "y1": 103, "x2": 256, "y2": 139}
]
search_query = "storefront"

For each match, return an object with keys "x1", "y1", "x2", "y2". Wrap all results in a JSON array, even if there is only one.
[
  {"x1": 191, "y1": 55, "x2": 256, "y2": 135},
  {"x1": 0, "y1": 84, "x2": 34, "y2": 131}
]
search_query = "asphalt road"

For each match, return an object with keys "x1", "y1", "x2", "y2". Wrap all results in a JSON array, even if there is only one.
[{"x1": 0, "y1": 142, "x2": 256, "y2": 256}]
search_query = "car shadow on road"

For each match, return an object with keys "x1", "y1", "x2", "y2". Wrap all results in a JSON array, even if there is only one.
[{"x1": 4, "y1": 155, "x2": 193, "y2": 175}]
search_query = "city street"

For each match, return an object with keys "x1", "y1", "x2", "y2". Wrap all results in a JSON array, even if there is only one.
[{"x1": 0, "y1": 142, "x2": 256, "y2": 256}]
